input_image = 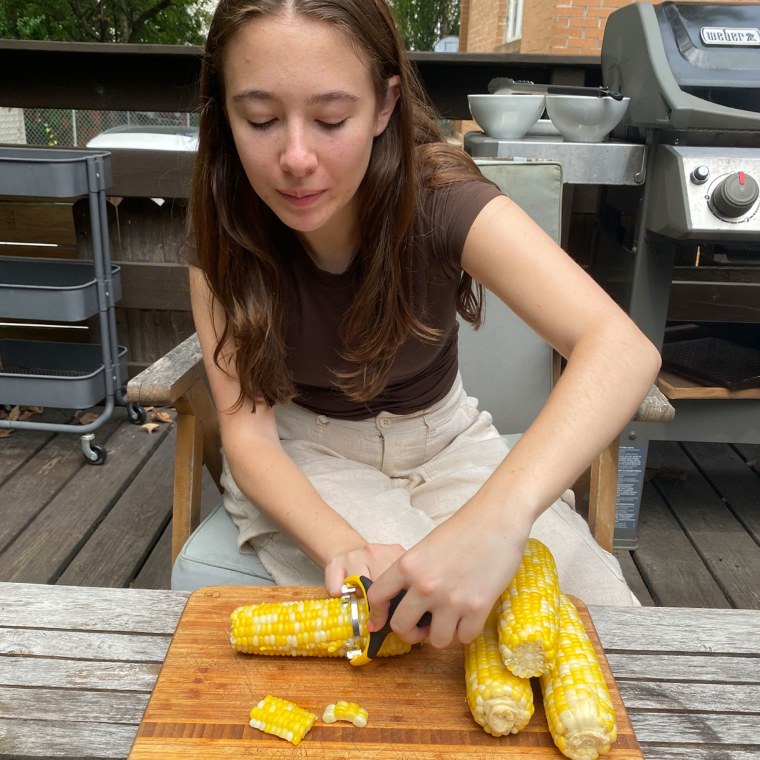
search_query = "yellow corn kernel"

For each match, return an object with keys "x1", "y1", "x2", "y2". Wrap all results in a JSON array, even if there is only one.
[
  {"x1": 373, "y1": 626, "x2": 414, "y2": 658},
  {"x1": 322, "y1": 700, "x2": 369, "y2": 728},
  {"x1": 465, "y1": 605, "x2": 534, "y2": 737},
  {"x1": 248, "y1": 694, "x2": 316, "y2": 746},
  {"x1": 230, "y1": 597, "x2": 411, "y2": 659},
  {"x1": 497, "y1": 538, "x2": 560, "y2": 677},
  {"x1": 539, "y1": 593, "x2": 617, "y2": 760}
]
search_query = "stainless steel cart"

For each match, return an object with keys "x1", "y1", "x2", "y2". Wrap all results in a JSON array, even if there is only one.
[{"x1": 0, "y1": 146, "x2": 145, "y2": 464}]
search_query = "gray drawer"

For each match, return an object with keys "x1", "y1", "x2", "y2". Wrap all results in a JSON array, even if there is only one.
[
  {"x1": 0, "y1": 257, "x2": 121, "y2": 320},
  {"x1": 0, "y1": 340, "x2": 126, "y2": 409}
]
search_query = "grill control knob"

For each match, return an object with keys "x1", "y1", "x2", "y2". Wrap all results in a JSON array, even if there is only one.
[
  {"x1": 691, "y1": 165, "x2": 709, "y2": 184},
  {"x1": 711, "y1": 172, "x2": 759, "y2": 218}
]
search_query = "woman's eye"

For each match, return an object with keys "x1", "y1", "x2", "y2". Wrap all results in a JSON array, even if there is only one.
[
  {"x1": 318, "y1": 119, "x2": 347, "y2": 131},
  {"x1": 248, "y1": 119, "x2": 275, "y2": 130}
]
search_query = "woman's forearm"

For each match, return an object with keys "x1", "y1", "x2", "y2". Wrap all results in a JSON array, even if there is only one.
[{"x1": 460, "y1": 318, "x2": 661, "y2": 530}]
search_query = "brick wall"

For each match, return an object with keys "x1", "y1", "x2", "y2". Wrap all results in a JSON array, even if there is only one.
[
  {"x1": 459, "y1": 0, "x2": 509, "y2": 52},
  {"x1": 464, "y1": 0, "x2": 760, "y2": 56},
  {"x1": 461, "y1": 0, "x2": 628, "y2": 55},
  {"x1": 517, "y1": 0, "x2": 554, "y2": 54},
  {"x1": 524, "y1": 0, "x2": 631, "y2": 55}
]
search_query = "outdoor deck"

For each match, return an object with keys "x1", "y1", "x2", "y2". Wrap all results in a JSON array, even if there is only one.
[{"x1": 1, "y1": 405, "x2": 759, "y2": 609}]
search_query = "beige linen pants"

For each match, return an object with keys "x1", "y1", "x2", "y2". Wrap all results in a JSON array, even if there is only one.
[{"x1": 221, "y1": 375, "x2": 637, "y2": 606}]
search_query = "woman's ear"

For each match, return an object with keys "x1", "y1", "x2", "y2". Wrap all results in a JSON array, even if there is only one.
[{"x1": 374, "y1": 75, "x2": 401, "y2": 137}]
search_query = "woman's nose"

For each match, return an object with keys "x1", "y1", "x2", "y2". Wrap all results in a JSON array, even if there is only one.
[{"x1": 280, "y1": 125, "x2": 317, "y2": 176}]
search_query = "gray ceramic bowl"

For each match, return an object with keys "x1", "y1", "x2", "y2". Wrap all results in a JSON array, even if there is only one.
[
  {"x1": 468, "y1": 93, "x2": 546, "y2": 140},
  {"x1": 545, "y1": 94, "x2": 630, "y2": 143}
]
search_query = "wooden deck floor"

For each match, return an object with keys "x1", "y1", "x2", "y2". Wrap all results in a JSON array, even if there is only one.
[{"x1": 2, "y1": 406, "x2": 759, "y2": 609}]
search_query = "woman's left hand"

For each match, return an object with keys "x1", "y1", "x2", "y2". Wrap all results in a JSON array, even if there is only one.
[
  {"x1": 365, "y1": 510, "x2": 532, "y2": 648},
  {"x1": 324, "y1": 542, "x2": 407, "y2": 597}
]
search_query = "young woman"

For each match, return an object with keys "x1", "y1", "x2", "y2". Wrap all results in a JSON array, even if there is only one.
[{"x1": 187, "y1": 0, "x2": 661, "y2": 649}]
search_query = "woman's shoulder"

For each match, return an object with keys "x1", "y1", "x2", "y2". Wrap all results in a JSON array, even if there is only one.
[
  {"x1": 421, "y1": 177, "x2": 502, "y2": 211},
  {"x1": 418, "y1": 174, "x2": 503, "y2": 239},
  {"x1": 416, "y1": 143, "x2": 502, "y2": 213},
  {"x1": 415, "y1": 169, "x2": 503, "y2": 269}
]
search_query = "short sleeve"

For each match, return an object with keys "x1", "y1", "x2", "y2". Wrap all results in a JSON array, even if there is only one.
[{"x1": 423, "y1": 180, "x2": 503, "y2": 271}]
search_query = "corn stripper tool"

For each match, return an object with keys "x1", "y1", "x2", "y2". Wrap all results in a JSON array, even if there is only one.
[{"x1": 341, "y1": 574, "x2": 431, "y2": 666}]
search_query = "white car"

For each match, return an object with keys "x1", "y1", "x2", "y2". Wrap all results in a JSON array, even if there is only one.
[{"x1": 86, "y1": 125, "x2": 198, "y2": 152}]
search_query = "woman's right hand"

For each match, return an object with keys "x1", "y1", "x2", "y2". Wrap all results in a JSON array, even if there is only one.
[{"x1": 324, "y1": 542, "x2": 407, "y2": 597}]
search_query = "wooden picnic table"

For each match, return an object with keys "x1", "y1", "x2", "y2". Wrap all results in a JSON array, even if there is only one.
[{"x1": 1, "y1": 581, "x2": 758, "y2": 759}]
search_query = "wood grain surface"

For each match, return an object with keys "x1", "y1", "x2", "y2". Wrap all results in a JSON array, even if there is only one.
[{"x1": 128, "y1": 586, "x2": 642, "y2": 759}]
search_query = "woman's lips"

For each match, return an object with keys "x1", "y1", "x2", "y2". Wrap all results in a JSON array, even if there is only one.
[{"x1": 280, "y1": 189, "x2": 325, "y2": 208}]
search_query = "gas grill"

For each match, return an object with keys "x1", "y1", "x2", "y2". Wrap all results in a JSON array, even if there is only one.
[
  {"x1": 602, "y1": 1, "x2": 760, "y2": 245},
  {"x1": 596, "y1": 0, "x2": 760, "y2": 341},
  {"x1": 591, "y1": 2, "x2": 760, "y2": 547},
  {"x1": 603, "y1": 2, "x2": 760, "y2": 136}
]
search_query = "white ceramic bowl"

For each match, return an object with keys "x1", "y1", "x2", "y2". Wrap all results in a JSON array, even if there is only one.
[
  {"x1": 545, "y1": 94, "x2": 630, "y2": 143},
  {"x1": 468, "y1": 94, "x2": 546, "y2": 140}
]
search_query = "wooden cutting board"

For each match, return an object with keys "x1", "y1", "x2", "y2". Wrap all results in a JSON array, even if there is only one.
[{"x1": 128, "y1": 585, "x2": 643, "y2": 759}]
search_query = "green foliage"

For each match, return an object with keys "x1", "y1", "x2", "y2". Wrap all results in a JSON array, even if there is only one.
[
  {"x1": 0, "y1": 0, "x2": 210, "y2": 44},
  {"x1": 389, "y1": 0, "x2": 459, "y2": 51},
  {"x1": 0, "y1": 0, "x2": 456, "y2": 49}
]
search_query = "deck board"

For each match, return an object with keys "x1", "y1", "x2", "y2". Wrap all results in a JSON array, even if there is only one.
[
  {"x1": 1, "y1": 410, "x2": 758, "y2": 610},
  {"x1": 0, "y1": 421, "x2": 99, "y2": 557},
  {"x1": 131, "y1": 523, "x2": 173, "y2": 590},
  {"x1": 614, "y1": 547, "x2": 654, "y2": 606},
  {"x1": 56, "y1": 430, "x2": 175, "y2": 588},
  {"x1": 646, "y1": 441, "x2": 760, "y2": 608},
  {"x1": 0, "y1": 408, "x2": 71, "y2": 483},
  {"x1": 685, "y1": 441, "x2": 760, "y2": 543},
  {"x1": 627, "y1": 479, "x2": 731, "y2": 608},
  {"x1": 0, "y1": 413, "x2": 170, "y2": 584}
]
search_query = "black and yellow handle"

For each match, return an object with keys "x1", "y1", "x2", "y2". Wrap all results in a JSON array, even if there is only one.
[{"x1": 345, "y1": 574, "x2": 431, "y2": 665}]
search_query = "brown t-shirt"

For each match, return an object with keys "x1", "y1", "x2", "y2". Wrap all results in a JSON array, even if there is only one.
[{"x1": 190, "y1": 179, "x2": 502, "y2": 418}]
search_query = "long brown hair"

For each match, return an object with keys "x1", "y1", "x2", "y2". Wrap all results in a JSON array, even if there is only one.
[{"x1": 191, "y1": 0, "x2": 486, "y2": 407}]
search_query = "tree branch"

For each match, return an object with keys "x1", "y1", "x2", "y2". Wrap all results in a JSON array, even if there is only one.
[
  {"x1": 66, "y1": 0, "x2": 100, "y2": 42},
  {"x1": 128, "y1": 0, "x2": 172, "y2": 42}
]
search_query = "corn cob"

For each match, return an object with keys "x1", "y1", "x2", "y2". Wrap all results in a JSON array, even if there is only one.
[
  {"x1": 248, "y1": 694, "x2": 316, "y2": 745},
  {"x1": 539, "y1": 593, "x2": 617, "y2": 760},
  {"x1": 230, "y1": 597, "x2": 411, "y2": 659},
  {"x1": 497, "y1": 537, "x2": 560, "y2": 677},
  {"x1": 465, "y1": 605, "x2": 535, "y2": 737},
  {"x1": 322, "y1": 700, "x2": 369, "y2": 727}
]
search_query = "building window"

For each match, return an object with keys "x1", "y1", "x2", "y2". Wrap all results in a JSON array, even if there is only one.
[{"x1": 505, "y1": 0, "x2": 524, "y2": 43}]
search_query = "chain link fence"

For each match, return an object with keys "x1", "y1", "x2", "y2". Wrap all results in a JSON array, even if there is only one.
[{"x1": 1, "y1": 108, "x2": 198, "y2": 147}]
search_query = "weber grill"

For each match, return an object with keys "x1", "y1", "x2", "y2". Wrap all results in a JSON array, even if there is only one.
[
  {"x1": 603, "y1": 2, "x2": 760, "y2": 135},
  {"x1": 603, "y1": 2, "x2": 760, "y2": 242},
  {"x1": 592, "y1": 2, "x2": 760, "y2": 546},
  {"x1": 595, "y1": 0, "x2": 760, "y2": 348}
]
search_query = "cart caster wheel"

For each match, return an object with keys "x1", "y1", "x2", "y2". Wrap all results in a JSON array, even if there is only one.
[
  {"x1": 86, "y1": 445, "x2": 107, "y2": 465},
  {"x1": 127, "y1": 402, "x2": 147, "y2": 425},
  {"x1": 81, "y1": 434, "x2": 107, "y2": 465}
]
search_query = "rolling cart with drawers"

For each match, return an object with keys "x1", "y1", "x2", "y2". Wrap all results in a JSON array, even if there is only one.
[{"x1": 0, "y1": 146, "x2": 145, "y2": 464}]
